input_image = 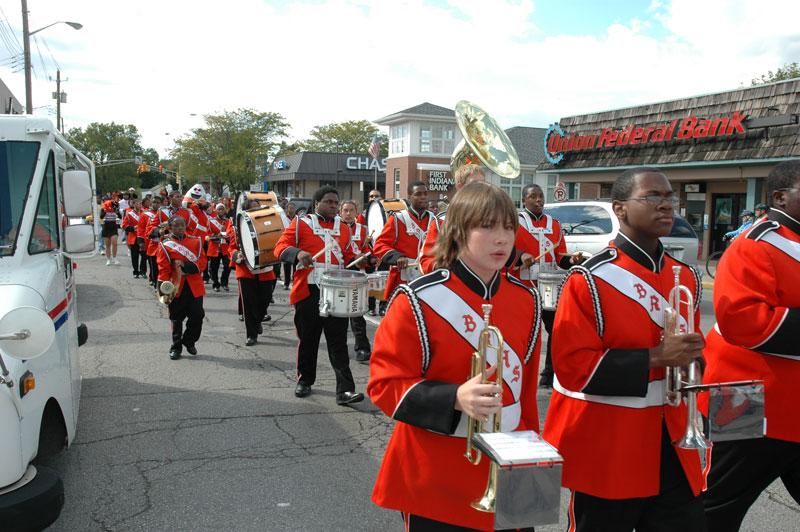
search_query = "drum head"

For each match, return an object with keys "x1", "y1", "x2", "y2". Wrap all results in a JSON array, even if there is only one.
[
  {"x1": 237, "y1": 212, "x2": 258, "y2": 269},
  {"x1": 366, "y1": 201, "x2": 388, "y2": 239}
]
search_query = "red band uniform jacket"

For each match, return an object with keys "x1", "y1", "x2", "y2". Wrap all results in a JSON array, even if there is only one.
[
  {"x1": 702, "y1": 208, "x2": 800, "y2": 443},
  {"x1": 512, "y1": 210, "x2": 569, "y2": 288},
  {"x1": 206, "y1": 212, "x2": 230, "y2": 258},
  {"x1": 156, "y1": 233, "x2": 207, "y2": 298},
  {"x1": 138, "y1": 207, "x2": 156, "y2": 249},
  {"x1": 373, "y1": 207, "x2": 433, "y2": 299},
  {"x1": 346, "y1": 220, "x2": 369, "y2": 256},
  {"x1": 418, "y1": 213, "x2": 444, "y2": 274},
  {"x1": 146, "y1": 206, "x2": 193, "y2": 256},
  {"x1": 368, "y1": 260, "x2": 542, "y2": 530},
  {"x1": 274, "y1": 214, "x2": 356, "y2": 305},
  {"x1": 542, "y1": 234, "x2": 705, "y2": 499},
  {"x1": 121, "y1": 208, "x2": 141, "y2": 246}
]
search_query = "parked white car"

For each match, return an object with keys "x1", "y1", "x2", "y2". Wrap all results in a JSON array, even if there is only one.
[{"x1": 543, "y1": 201, "x2": 700, "y2": 266}]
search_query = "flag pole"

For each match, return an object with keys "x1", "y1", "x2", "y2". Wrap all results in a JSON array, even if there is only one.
[{"x1": 374, "y1": 160, "x2": 377, "y2": 191}]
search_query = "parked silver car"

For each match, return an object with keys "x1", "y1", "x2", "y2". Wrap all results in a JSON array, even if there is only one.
[{"x1": 543, "y1": 201, "x2": 700, "y2": 266}]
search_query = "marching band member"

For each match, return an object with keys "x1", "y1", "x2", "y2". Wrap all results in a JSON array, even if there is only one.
[
  {"x1": 419, "y1": 164, "x2": 486, "y2": 274},
  {"x1": 141, "y1": 195, "x2": 161, "y2": 286},
  {"x1": 137, "y1": 195, "x2": 157, "y2": 282},
  {"x1": 187, "y1": 200, "x2": 211, "y2": 283},
  {"x1": 230, "y1": 198, "x2": 275, "y2": 346},
  {"x1": 340, "y1": 200, "x2": 374, "y2": 363},
  {"x1": 157, "y1": 215, "x2": 207, "y2": 360},
  {"x1": 281, "y1": 202, "x2": 297, "y2": 290},
  {"x1": 147, "y1": 191, "x2": 193, "y2": 287},
  {"x1": 513, "y1": 184, "x2": 584, "y2": 387},
  {"x1": 121, "y1": 198, "x2": 145, "y2": 278},
  {"x1": 542, "y1": 167, "x2": 706, "y2": 532},
  {"x1": 368, "y1": 181, "x2": 542, "y2": 531},
  {"x1": 275, "y1": 186, "x2": 374, "y2": 405},
  {"x1": 207, "y1": 203, "x2": 232, "y2": 292},
  {"x1": 702, "y1": 160, "x2": 800, "y2": 531},
  {"x1": 373, "y1": 181, "x2": 433, "y2": 300}
]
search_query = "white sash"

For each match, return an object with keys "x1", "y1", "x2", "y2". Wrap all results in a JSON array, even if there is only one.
[
  {"x1": 162, "y1": 239, "x2": 200, "y2": 263},
  {"x1": 209, "y1": 217, "x2": 224, "y2": 232},
  {"x1": 128, "y1": 211, "x2": 140, "y2": 223},
  {"x1": 761, "y1": 231, "x2": 800, "y2": 263},
  {"x1": 592, "y1": 262, "x2": 689, "y2": 332},
  {"x1": 398, "y1": 210, "x2": 428, "y2": 242},
  {"x1": 415, "y1": 283, "x2": 523, "y2": 435},
  {"x1": 189, "y1": 212, "x2": 207, "y2": 232},
  {"x1": 144, "y1": 210, "x2": 156, "y2": 220}
]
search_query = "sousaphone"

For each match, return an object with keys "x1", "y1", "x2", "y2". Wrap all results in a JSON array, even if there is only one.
[{"x1": 451, "y1": 100, "x2": 520, "y2": 179}]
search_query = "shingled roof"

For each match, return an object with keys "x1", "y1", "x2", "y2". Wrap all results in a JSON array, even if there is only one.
[
  {"x1": 505, "y1": 126, "x2": 546, "y2": 166},
  {"x1": 537, "y1": 78, "x2": 800, "y2": 171},
  {"x1": 395, "y1": 102, "x2": 454, "y2": 117}
]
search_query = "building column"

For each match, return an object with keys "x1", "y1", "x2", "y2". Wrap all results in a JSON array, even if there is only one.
[{"x1": 746, "y1": 177, "x2": 764, "y2": 210}]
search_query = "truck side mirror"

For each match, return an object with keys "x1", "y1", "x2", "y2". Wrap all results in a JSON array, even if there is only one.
[
  {"x1": 63, "y1": 224, "x2": 95, "y2": 253},
  {"x1": 63, "y1": 170, "x2": 93, "y2": 217},
  {"x1": 0, "y1": 307, "x2": 55, "y2": 360}
]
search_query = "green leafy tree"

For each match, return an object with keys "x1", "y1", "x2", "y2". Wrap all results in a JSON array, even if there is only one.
[
  {"x1": 299, "y1": 120, "x2": 388, "y2": 156},
  {"x1": 172, "y1": 108, "x2": 290, "y2": 193},
  {"x1": 751, "y1": 62, "x2": 800, "y2": 85},
  {"x1": 67, "y1": 122, "x2": 157, "y2": 194}
]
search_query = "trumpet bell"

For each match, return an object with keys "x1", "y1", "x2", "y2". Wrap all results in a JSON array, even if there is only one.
[
  {"x1": 451, "y1": 100, "x2": 520, "y2": 179},
  {"x1": 161, "y1": 281, "x2": 175, "y2": 294}
]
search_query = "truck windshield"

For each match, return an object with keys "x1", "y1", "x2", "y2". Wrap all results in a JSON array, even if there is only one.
[{"x1": 0, "y1": 141, "x2": 40, "y2": 257}]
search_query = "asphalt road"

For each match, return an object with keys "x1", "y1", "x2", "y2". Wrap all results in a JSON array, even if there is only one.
[{"x1": 40, "y1": 255, "x2": 798, "y2": 531}]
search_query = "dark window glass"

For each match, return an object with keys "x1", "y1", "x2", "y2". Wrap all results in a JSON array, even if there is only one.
[
  {"x1": 0, "y1": 141, "x2": 40, "y2": 257},
  {"x1": 668, "y1": 216, "x2": 698, "y2": 238},
  {"x1": 28, "y1": 151, "x2": 60, "y2": 254}
]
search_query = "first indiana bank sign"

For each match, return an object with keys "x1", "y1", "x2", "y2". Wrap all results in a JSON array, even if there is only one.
[{"x1": 543, "y1": 110, "x2": 747, "y2": 165}]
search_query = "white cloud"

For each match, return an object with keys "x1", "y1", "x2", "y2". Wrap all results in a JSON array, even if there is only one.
[{"x1": 0, "y1": 0, "x2": 797, "y2": 166}]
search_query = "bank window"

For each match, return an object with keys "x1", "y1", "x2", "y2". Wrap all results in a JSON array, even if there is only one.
[
  {"x1": 28, "y1": 151, "x2": 59, "y2": 254},
  {"x1": 390, "y1": 125, "x2": 408, "y2": 155},
  {"x1": 394, "y1": 168, "x2": 400, "y2": 198},
  {"x1": 420, "y1": 139, "x2": 431, "y2": 153},
  {"x1": 418, "y1": 124, "x2": 455, "y2": 154}
]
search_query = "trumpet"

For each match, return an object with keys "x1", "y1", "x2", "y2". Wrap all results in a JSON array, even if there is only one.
[
  {"x1": 465, "y1": 304, "x2": 504, "y2": 513},
  {"x1": 664, "y1": 266, "x2": 712, "y2": 450},
  {"x1": 157, "y1": 263, "x2": 182, "y2": 305}
]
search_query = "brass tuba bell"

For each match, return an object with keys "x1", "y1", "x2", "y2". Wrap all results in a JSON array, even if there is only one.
[{"x1": 451, "y1": 100, "x2": 521, "y2": 179}]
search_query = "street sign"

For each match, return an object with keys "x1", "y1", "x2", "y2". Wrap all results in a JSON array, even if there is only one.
[
  {"x1": 554, "y1": 183, "x2": 567, "y2": 202},
  {"x1": 134, "y1": 155, "x2": 143, "y2": 165}
]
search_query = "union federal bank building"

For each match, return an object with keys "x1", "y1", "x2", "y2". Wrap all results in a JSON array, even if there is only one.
[{"x1": 537, "y1": 78, "x2": 800, "y2": 259}]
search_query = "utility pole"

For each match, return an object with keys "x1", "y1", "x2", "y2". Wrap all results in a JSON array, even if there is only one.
[
  {"x1": 55, "y1": 70, "x2": 61, "y2": 131},
  {"x1": 21, "y1": 0, "x2": 32, "y2": 114}
]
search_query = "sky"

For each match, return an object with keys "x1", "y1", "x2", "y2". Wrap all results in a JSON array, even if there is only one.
[{"x1": 0, "y1": 0, "x2": 798, "y2": 160}]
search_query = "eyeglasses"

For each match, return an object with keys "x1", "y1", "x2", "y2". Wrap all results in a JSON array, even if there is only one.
[
  {"x1": 369, "y1": 195, "x2": 380, "y2": 199},
  {"x1": 776, "y1": 187, "x2": 800, "y2": 193},
  {"x1": 623, "y1": 195, "x2": 680, "y2": 208}
]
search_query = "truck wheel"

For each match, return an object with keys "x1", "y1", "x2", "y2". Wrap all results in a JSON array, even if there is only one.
[{"x1": 0, "y1": 466, "x2": 64, "y2": 531}]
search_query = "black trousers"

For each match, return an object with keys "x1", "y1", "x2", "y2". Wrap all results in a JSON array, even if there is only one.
[
  {"x1": 569, "y1": 423, "x2": 706, "y2": 532},
  {"x1": 239, "y1": 276, "x2": 273, "y2": 338},
  {"x1": 168, "y1": 284, "x2": 204, "y2": 350},
  {"x1": 540, "y1": 310, "x2": 555, "y2": 377},
  {"x1": 282, "y1": 263, "x2": 294, "y2": 286},
  {"x1": 148, "y1": 254, "x2": 159, "y2": 284},
  {"x1": 349, "y1": 315, "x2": 370, "y2": 352},
  {"x1": 128, "y1": 243, "x2": 147, "y2": 275},
  {"x1": 704, "y1": 437, "x2": 800, "y2": 531},
  {"x1": 294, "y1": 285, "x2": 355, "y2": 394},
  {"x1": 209, "y1": 254, "x2": 231, "y2": 288},
  {"x1": 403, "y1": 513, "x2": 534, "y2": 532}
]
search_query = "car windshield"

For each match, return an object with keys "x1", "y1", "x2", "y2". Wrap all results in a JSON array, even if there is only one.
[
  {"x1": 545, "y1": 204, "x2": 613, "y2": 235},
  {"x1": 0, "y1": 141, "x2": 40, "y2": 257},
  {"x1": 669, "y1": 216, "x2": 698, "y2": 238}
]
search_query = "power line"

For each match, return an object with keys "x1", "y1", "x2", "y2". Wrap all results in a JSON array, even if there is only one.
[{"x1": 0, "y1": 5, "x2": 22, "y2": 55}]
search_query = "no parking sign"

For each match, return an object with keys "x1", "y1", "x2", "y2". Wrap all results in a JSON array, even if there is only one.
[{"x1": 554, "y1": 182, "x2": 567, "y2": 202}]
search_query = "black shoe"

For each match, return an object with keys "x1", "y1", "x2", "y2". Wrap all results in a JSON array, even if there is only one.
[
  {"x1": 379, "y1": 308, "x2": 386, "y2": 316},
  {"x1": 336, "y1": 391, "x2": 364, "y2": 405},
  {"x1": 245, "y1": 337, "x2": 257, "y2": 346},
  {"x1": 183, "y1": 343, "x2": 198, "y2": 355},
  {"x1": 238, "y1": 314, "x2": 244, "y2": 322},
  {"x1": 262, "y1": 315, "x2": 271, "y2": 322},
  {"x1": 539, "y1": 373, "x2": 553, "y2": 388},
  {"x1": 133, "y1": 272, "x2": 139, "y2": 278},
  {"x1": 257, "y1": 324, "x2": 263, "y2": 334},
  {"x1": 368, "y1": 309, "x2": 377, "y2": 317},
  {"x1": 213, "y1": 286, "x2": 220, "y2": 292},
  {"x1": 169, "y1": 348, "x2": 182, "y2": 360},
  {"x1": 203, "y1": 277, "x2": 210, "y2": 284},
  {"x1": 356, "y1": 350, "x2": 371, "y2": 363},
  {"x1": 295, "y1": 382, "x2": 311, "y2": 397},
  {"x1": 270, "y1": 297, "x2": 275, "y2": 304},
  {"x1": 222, "y1": 285, "x2": 229, "y2": 292},
  {"x1": 283, "y1": 284, "x2": 289, "y2": 290}
]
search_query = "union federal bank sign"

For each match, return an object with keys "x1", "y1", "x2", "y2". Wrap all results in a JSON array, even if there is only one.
[{"x1": 543, "y1": 110, "x2": 747, "y2": 165}]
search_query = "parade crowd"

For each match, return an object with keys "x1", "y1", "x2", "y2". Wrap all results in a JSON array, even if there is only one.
[{"x1": 97, "y1": 159, "x2": 800, "y2": 532}]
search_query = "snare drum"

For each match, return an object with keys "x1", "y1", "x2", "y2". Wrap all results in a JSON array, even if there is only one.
[
  {"x1": 319, "y1": 270, "x2": 369, "y2": 317},
  {"x1": 400, "y1": 265, "x2": 421, "y2": 282},
  {"x1": 366, "y1": 199, "x2": 408, "y2": 239},
  {"x1": 237, "y1": 206, "x2": 287, "y2": 271},
  {"x1": 367, "y1": 271, "x2": 389, "y2": 300},
  {"x1": 236, "y1": 190, "x2": 278, "y2": 215},
  {"x1": 538, "y1": 270, "x2": 568, "y2": 312}
]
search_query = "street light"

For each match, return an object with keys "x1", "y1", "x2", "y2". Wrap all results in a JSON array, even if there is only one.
[{"x1": 21, "y1": 0, "x2": 82, "y2": 114}]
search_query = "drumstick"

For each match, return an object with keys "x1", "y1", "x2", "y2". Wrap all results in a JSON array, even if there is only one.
[
  {"x1": 311, "y1": 244, "x2": 332, "y2": 261},
  {"x1": 532, "y1": 250, "x2": 574, "y2": 262},
  {"x1": 346, "y1": 253, "x2": 371, "y2": 269}
]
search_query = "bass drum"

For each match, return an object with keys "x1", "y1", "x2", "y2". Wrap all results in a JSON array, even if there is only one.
[
  {"x1": 237, "y1": 206, "x2": 287, "y2": 272},
  {"x1": 366, "y1": 199, "x2": 408, "y2": 240},
  {"x1": 236, "y1": 190, "x2": 278, "y2": 215}
]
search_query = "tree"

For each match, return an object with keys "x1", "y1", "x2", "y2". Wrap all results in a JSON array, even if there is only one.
[
  {"x1": 67, "y1": 122, "x2": 157, "y2": 194},
  {"x1": 172, "y1": 108, "x2": 290, "y2": 193},
  {"x1": 299, "y1": 120, "x2": 388, "y2": 156},
  {"x1": 751, "y1": 62, "x2": 800, "y2": 85}
]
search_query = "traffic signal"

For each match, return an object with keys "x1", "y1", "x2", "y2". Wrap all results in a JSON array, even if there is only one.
[
  {"x1": 143, "y1": 162, "x2": 150, "y2": 172},
  {"x1": 159, "y1": 165, "x2": 163, "y2": 173},
  {"x1": 137, "y1": 165, "x2": 143, "y2": 174}
]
